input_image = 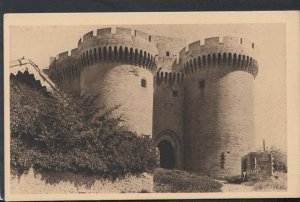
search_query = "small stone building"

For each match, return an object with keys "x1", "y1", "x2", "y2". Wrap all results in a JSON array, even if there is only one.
[{"x1": 241, "y1": 152, "x2": 273, "y2": 181}]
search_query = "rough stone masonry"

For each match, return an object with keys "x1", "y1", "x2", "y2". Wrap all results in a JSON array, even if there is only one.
[{"x1": 48, "y1": 27, "x2": 259, "y2": 177}]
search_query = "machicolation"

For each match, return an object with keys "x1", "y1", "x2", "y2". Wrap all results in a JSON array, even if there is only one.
[{"x1": 48, "y1": 27, "x2": 259, "y2": 177}]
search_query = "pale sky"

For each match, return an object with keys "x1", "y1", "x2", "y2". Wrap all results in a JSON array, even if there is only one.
[{"x1": 10, "y1": 24, "x2": 286, "y2": 151}]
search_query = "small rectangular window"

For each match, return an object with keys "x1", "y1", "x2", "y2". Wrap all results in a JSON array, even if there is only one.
[
  {"x1": 199, "y1": 80, "x2": 205, "y2": 89},
  {"x1": 166, "y1": 51, "x2": 170, "y2": 56},
  {"x1": 141, "y1": 78, "x2": 147, "y2": 88},
  {"x1": 172, "y1": 90, "x2": 178, "y2": 97},
  {"x1": 220, "y1": 152, "x2": 225, "y2": 169}
]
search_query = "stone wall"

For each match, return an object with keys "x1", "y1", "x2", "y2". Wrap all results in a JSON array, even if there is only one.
[
  {"x1": 81, "y1": 63, "x2": 154, "y2": 136},
  {"x1": 47, "y1": 29, "x2": 259, "y2": 176},
  {"x1": 180, "y1": 37, "x2": 257, "y2": 176},
  {"x1": 152, "y1": 71, "x2": 185, "y2": 168},
  {"x1": 150, "y1": 35, "x2": 186, "y2": 71},
  {"x1": 48, "y1": 52, "x2": 81, "y2": 93},
  {"x1": 183, "y1": 67, "x2": 255, "y2": 176}
]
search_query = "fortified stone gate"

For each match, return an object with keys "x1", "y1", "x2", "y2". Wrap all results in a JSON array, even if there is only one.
[{"x1": 48, "y1": 27, "x2": 259, "y2": 177}]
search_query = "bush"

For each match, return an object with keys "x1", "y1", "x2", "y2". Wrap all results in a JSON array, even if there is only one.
[
  {"x1": 10, "y1": 75, "x2": 157, "y2": 178},
  {"x1": 268, "y1": 146, "x2": 287, "y2": 173},
  {"x1": 153, "y1": 168, "x2": 222, "y2": 192},
  {"x1": 258, "y1": 146, "x2": 287, "y2": 173},
  {"x1": 253, "y1": 173, "x2": 287, "y2": 191}
]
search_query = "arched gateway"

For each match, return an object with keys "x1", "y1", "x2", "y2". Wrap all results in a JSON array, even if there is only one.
[{"x1": 153, "y1": 130, "x2": 182, "y2": 169}]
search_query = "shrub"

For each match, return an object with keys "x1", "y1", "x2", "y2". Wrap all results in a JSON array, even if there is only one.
[
  {"x1": 253, "y1": 173, "x2": 287, "y2": 191},
  {"x1": 258, "y1": 146, "x2": 287, "y2": 173},
  {"x1": 153, "y1": 168, "x2": 222, "y2": 192},
  {"x1": 269, "y1": 146, "x2": 287, "y2": 173},
  {"x1": 10, "y1": 75, "x2": 157, "y2": 179}
]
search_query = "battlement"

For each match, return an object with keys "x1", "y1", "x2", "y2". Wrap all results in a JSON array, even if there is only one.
[
  {"x1": 77, "y1": 27, "x2": 158, "y2": 71},
  {"x1": 155, "y1": 70, "x2": 184, "y2": 86},
  {"x1": 71, "y1": 48, "x2": 78, "y2": 56},
  {"x1": 56, "y1": 48, "x2": 78, "y2": 61},
  {"x1": 58, "y1": 51, "x2": 69, "y2": 59},
  {"x1": 83, "y1": 31, "x2": 93, "y2": 41},
  {"x1": 78, "y1": 27, "x2": 155, "y2": 44},
  {"x1": 179, "y1": 36, "x2": 258, "y2": 78},
  {"x1": 180, "y1": 36, "x2": 256, "y2": 59}
]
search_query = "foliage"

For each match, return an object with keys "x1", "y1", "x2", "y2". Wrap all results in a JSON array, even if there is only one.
[
  {"x1": 268, "y1": 146, "x2": 287, "y2": 173},
  {"x1": 153, "y1": 168, "x2": 222, "y2": 192},
  {"x1": 10, "y1": 76, "x2": 157, "y2": 178},
  {"x1": 258, "y1": 146, "x2": 287, "y2": 173},
  {"x1": 246, "y1": 172, "x2": 287, "y2": 191}
]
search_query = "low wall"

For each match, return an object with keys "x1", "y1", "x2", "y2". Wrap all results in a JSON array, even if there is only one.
[{"x1": 10, "y1": 168, "x2": 153, "y2": 194}]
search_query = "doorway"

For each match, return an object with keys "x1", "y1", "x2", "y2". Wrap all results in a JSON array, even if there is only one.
[{"x1": 157, "y1": 140, "x2": 176, "y2": 169}]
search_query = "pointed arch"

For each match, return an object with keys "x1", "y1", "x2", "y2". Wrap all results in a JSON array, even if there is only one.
[
  {"x1": 89, "y1": 49, "x2": 93, "y2": 64},
  {"x1": 108, "y1": 46, "x2": 112, "y2": 60},
  {"x1": 124, "y1": 47, "x2": 129, "y2": 63},
  {"x1": 154, "y1": 129, "x2": 183, "y2": 169},
  {"x1": 193, "y1": 58, "x2": 197, "y2": 71},
  {"x1": 228, "y1": 53, "x2": 232, "y2": 64},
  {"x1": 119, "y1": 46, "x2": 123, "y2": 62},
  {"x1": 98, "y1": 47, "x2": 102, "y2": 62},
  {"x1": 139, "y1": 50, "x2": 143, "y2": 67},
  {"x1": 222, "y1": 52, "x2": 226, "y2": 65},
  {"x1": 189, "y1": 59, "x2": 193, "y2": 72},
  {"x1": 237, "y1": 54, "x2": 242, "y2": 68},
  {"x1": 217, "y1": 53, "x2": 222, "y2": 65},
  {"x1": 146, "y1": 53, "x2": 150, "y2": 67},
  {"x1": 246, "y1": 56, "x2": 250, "y2": 67},
  {"x1": 93, "y1": 48, "x2": 97, "y2": 63},
  {"x1": 86, "y1": 51, "x2": 89, "y2": 66},
  {"x1": 103, "y1": 46, "x2": 107, "y2": 61},
  {"x1": 197, "y1": 56, "x2": 201, "y2": 69},
  {"x1": 207, "y1": 54, "x2": 211, "y2": 66},
  {"x1": 113, "y1": 46, "x2": 118, "y2": 61},
  {"x1": 202, "y1": 55, "x2": 206, "y2": 66},
  {"x1": 130, "y1": 48, "x2": 134, "y2": 64},
  {"x1": 212, "y1": 53, "x2": 217, "y2": 65},
  {"x1": 242, "y1": 55, "x2": 246, "y2": 67},
  {"x1": 143, "y1": 51, "x2": 147, "y2": 66},
  {"x1": 134, "y1": 49, "x2": 139, "y2": 66},
  {"x1": 151, "y1": 55, "x2": 154, "y2": 68},
  {"x1": 233, "y1": 53, "x2": 237, "y2": 66}
]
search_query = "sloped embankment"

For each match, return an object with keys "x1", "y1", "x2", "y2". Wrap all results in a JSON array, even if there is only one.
[{"x1": 10, "y1": 69, "x2": 157, "y2": 193}]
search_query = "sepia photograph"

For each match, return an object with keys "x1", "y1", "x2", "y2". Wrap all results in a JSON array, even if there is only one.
[{"x1": 4, "y1": 12, "x2": 299, "y2": 200}]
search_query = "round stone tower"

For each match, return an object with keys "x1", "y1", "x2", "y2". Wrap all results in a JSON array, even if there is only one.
[
  {"x1": 178, "y1": 36, "x2": 258, "y2": 176},
  {"x1": 77, "y1": 27, "x2": 158, "y2": 136}
]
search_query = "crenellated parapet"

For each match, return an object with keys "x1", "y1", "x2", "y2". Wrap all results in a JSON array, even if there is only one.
[
  {"x1": 48, "y1": 48, "x2": 80, "y2": 82},
  {"x1": 178, "y1": 36, "x2": 259, "y2": 78},
  {"x1": 77, "y1": 27, "x2": 158, "y2": 72},
  {"x1": 155, "y1": 71, "x2": 184, "y2": 86}
]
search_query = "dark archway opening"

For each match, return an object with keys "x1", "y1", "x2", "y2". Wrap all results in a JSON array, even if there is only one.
[{"x1": 157, "y1": 140, "x2": 176, "y2": 169}]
